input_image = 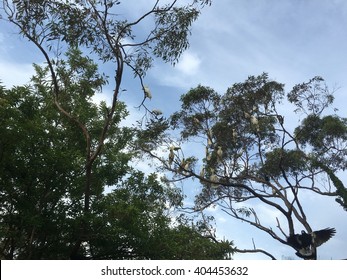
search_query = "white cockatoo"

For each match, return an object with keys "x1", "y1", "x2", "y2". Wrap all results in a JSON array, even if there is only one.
[
  {"x1": 143, "y1": 86, "x2": 152, "y2": 100},
  {"x1": 232, "y1": 128, "x2": 237, "y2": 140},
  {"x1": 217, "y1": 146, "x2": 223, "y2": 161},
  {"x1": 168, "y1": 146, "x2": 180, "y2": 167},
  {"x1": 193, "y1": 117, "x2": 200, "y2": 125},
  {"x1": 184, "y1": 161, "x2": 190, "y2": 170},
  {"x1": 199, "y1": 167, "x2": 205, "y2": 178},
  {"x1": 250, "y1": 115, "x2": 258, "y2": 126},
  {"x1": 250, "y1": 115, "x2": 260, "y2": 132},
  {"x1": 152, "y1": 109, "x2": 162, "y2": 115},
  {"x1": 244, "y1": 111, "x2": 251, "y2": 119},
  {"x1": 207, "y1": 129, "x2": 213, "y2": 147},
  {"x1": 210, "y1": 173, "x2": 219, "y2": 188},
  {"x1": 168, "y1": 149, "x2": 175, "y2": 167},
  {"x1": 205, "y1": 146, "x2": 211, "y2": 161}
]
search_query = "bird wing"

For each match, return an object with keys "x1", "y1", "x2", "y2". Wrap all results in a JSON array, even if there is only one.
[
  {"x1": 287, "y1": 234, "x2": 302, "y2": 250},
  {"x1": 312, "y1": 228, "x2": 336, "y2": 247}
]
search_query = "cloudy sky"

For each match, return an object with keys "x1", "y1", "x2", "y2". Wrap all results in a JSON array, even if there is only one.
[{"x1": 1, "y1": 0, "x2": 347, "y2": 260}]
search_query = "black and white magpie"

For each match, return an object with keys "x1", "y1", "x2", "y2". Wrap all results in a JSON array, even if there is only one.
[{"x1": 287, "y1": 228, "x2": 336, "y2": 259}]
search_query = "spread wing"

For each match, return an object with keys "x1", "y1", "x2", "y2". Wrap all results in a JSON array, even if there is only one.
[{"x1": 312, "y1": 227, "x2": 336, "y2": 247}]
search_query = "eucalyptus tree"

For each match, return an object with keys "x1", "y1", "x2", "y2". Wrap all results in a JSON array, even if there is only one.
[
  {"x1": 1, "y1": 0, "x2": 211, "y2": 258},
  {"x1": 138, "y1": 74, "x2": 347, "y2": 259}
]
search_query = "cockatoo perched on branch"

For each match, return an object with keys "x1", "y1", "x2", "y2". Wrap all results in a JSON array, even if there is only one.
[
  {"x1": 244, "y1": 111, "x2": 251, "y2": 119},
  {"x1": 210, "y1": 172, "x2": 219, "y2": 188},
  {"x1": 244, "y1": 111, "x2": 258, "y2": 125},
  {"x1": 206, "y1": 129, "x2": 213, "y2": 148},
  {"x1": 232, "y1": 128, "x2": 237, "y2": 139},
  {"x1": 250, "y1": 115, "x2": 258, "y2": 126},
  {"x1": 205, "y1": 146, "x2": 212, "y2": 161},
  {"x1": 179, "y1": 158, "x2": 191, "y2": 175},
  {"x1": 152, "y1": 109, "x2": 162, "y2": 115},
  {"x1": 143, "y1": 86, "x2": 152, "y2": 100},
  {"x1": 251, "y1": 115, "x2": 260, "y2": 131},
  {"x1": 168, "y1": 149, "x2": 174, "y2": 167},
  {"x1": 199, "y1": 167, "x2": 205, "y2": 178},
  {"x1": 168, "y1": 146, "x2": 180, "y2": 167},
  {"x1": 193, "y1": 117, "x2": 200, "y2": 125},
  {"x1": 217, "y1": 146, "x2": 223, "y2": 162}
]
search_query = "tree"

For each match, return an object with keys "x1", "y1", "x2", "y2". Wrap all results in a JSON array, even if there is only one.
[
  {"x1": 0, "y1": 74, "x2": 232, "y2": 259},
  {"x1": 89, "y1": 170, "x2": 233, "y2": 260},
  {"x1": 1, "y1": 0, "x2": 212, "y2": 258},
  {"x1": 139, "y1": 73, "x2": 347, "y2": 259},
  {"x1": 0, "y1": 64, "x2": 131, "y2": 259}
]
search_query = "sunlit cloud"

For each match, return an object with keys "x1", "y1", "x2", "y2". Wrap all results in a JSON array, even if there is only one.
[
  {"x1": 0, "y1": 61, "x2": 35, "y2": 88},
  {"x1": 176, "y1": 51, "x2": 201, "y2": 76}
]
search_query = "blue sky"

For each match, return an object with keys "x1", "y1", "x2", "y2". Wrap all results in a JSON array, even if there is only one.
[{"x1": 1, "y1": 0, "x2": 347, "y2": 260}]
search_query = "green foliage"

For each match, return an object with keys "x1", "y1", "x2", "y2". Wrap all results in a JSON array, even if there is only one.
[
  {"x1": 260, "y1": 149, "x2": 308, "y2": 178},
  {"x1": 0, "y1": 77, "x2": 130, "y2": 258},
  {"x1": 325, "y1": 169, "x2": 347, "y2": 211},
  {"x1": 135, "y1": 115, "x2": 170, "y2": 152},
  {"x1": 0, "y1": 78, "x2": 232, "y2": 260},
  {"x1": 0, "y1": 52, "x2": 233, "y2": 260},
  {"x1": 311, "y1": 162, "x2": 347, "y2": 211},
  {"x1": 288, "y1": 76, "x2": 334, "y2": 115},
  {"x1": 0, "y1": 84, "x2": 81, "y2": 259},
  {"x1": 168, "y1": 73, "x2": 346, "y2": 195},
  {"x1": 153, "y1": 6, "x2": 200, "y2": 64},
  {"x1": 1, "y1": 0, "x2": 227, "y2": 260},
  {"x1": 170, "y1": 85, "x2": 220, "y2": 139},
  {"x1": 89, "y1": 171, "x2": 233, "y2": 259},
  {"x1": 3, "y1": 0, "x2": 211, "y2": 74},
  {"x1": 295, "y1": 114, "x2": 347, "y2": 148},
  {"x1": 294, "y1": 114, "x2": 347, "y2": 170}
]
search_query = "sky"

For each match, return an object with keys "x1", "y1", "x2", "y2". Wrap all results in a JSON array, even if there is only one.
[{"x1": 1, "y1": 0, "x2": 347, "y2": 260}]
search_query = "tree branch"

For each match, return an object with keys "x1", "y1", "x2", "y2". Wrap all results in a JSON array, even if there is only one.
[{"x1": 234, "y1": 248, "x2": 276, "y2": 260}]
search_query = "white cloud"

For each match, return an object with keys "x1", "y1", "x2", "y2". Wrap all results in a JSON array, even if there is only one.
[
  {"x1": 91, "y1": 89, "x2": 113, "y2": 106},
  {"x1": 0, "y1": 61, "x2": 35, "y2": 87},
  {"x1": 175, "y1": 51, "x2": 201, "y2": 76},
  {"x1": 148, "y1": 51, "x2": 202, "y2": 90}
]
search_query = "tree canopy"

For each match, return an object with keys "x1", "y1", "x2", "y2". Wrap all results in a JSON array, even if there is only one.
[
  {"x1": 0, "y1": 65, "x2": 232, "y2": 260},
  {"x1": 138, "y1": 73, "x2": 347, "y2": 259},
  {"x1": 0, "y1": 0, "x2": 235, "y2": 260}
]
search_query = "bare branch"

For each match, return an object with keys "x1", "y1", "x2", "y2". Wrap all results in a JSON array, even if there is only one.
[{"x1": 234, "y1": 248, "x2": 276, "y2": 260}]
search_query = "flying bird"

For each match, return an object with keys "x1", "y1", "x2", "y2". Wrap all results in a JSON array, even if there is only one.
[{"x1": 287, "y1": 228, "x2": 336, "y2": 259}]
